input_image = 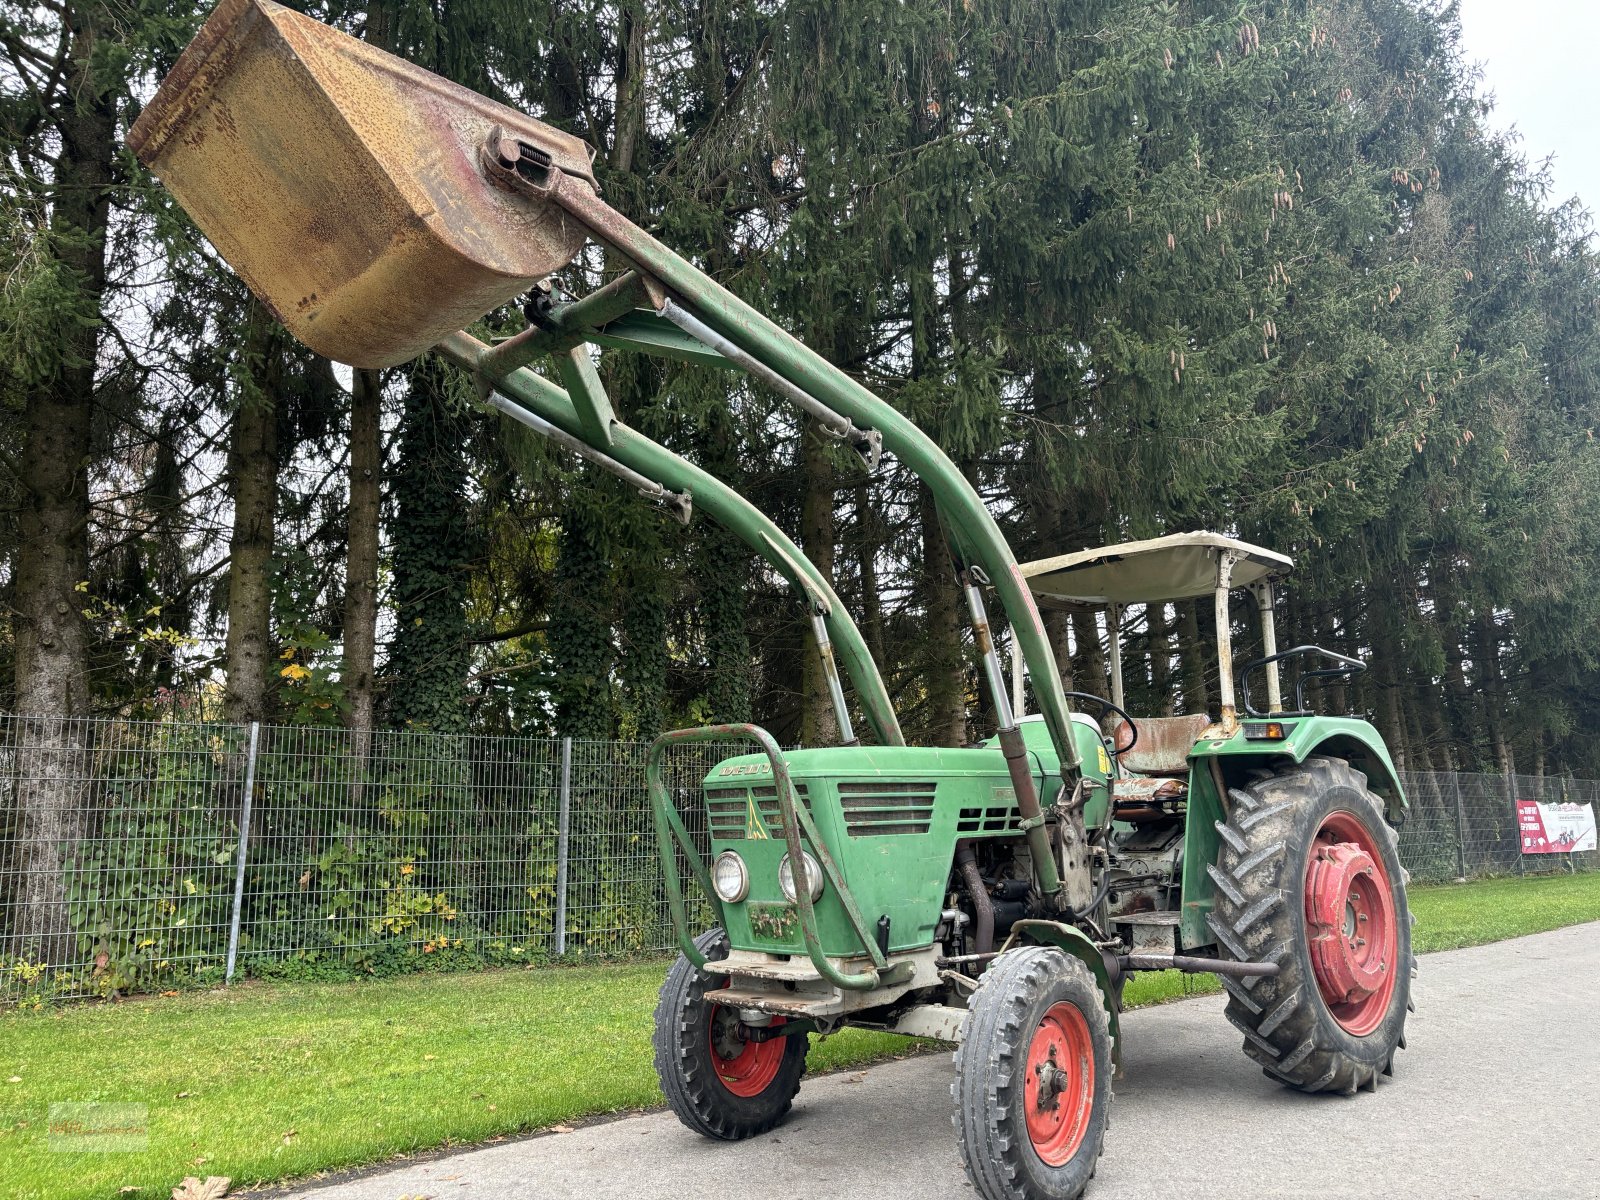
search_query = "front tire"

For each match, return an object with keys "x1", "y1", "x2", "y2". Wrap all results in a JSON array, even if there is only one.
[
  {"x1": 1208, "y1": 755, "x2": 1413, "y2": 1093},
  {"x1": 953, "y1": 946, "x2": 1113, "y2": 1200},
  {"x1": 652, "y1": 928, "x2": 807, "y2": 1139}
]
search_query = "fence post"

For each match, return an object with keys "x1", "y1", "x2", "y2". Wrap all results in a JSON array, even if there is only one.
[
  {"x1": 1453, "y1": 773, "x2": 1467, "y2": 882},
  {"x1": 554, "y1": 737, "x2": 572, "y2": 957},
  {"x1": 225, "y1": 721, "x2": 261, "y2": 985},
  {"x1": 1514, "y1": 775, "x2": 1526, "y2": 876}
]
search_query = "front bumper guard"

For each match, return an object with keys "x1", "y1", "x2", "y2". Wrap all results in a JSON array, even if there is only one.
[{"x1": 646, "y1": 723, "x2": 902, "y2": 992}]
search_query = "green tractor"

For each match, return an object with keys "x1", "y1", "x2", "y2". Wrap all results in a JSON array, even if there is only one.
[
  {"x1": 132, "y1": 8, "x2": 1413, "y2": 1198},
  {"x1": 648, "y1": 532, "x2": 1412, "y2": 1198}
]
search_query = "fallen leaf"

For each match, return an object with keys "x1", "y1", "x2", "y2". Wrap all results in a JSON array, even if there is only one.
[
  {"x1": 486, "y1": 1105, "x2": 496, "y2": 1112},
  {"x1": 175, "y1": 1092, "x2": 192, "y2": 1099},
  {"x1": 6, "y1": 1077, "x2": 19, "y2": 1084},
  {"x1": 423, "y1": 1054, "x2": 436, "y2": 1061},
  {"x1": 119, "y1": 1189, "x2": 141, "y2": 1195},
  {"x1": 549, "y1": 1124, "x2": 575, "y2": 1134},
  {"x1": 281, "y1": 1129, "x2": 297, "y2": 1144},
  {"x1": 170, "y1": 1178, "x2": 230, "y2": 1200}
]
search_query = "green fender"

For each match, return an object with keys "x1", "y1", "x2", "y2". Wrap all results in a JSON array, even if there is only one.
[
  {"x1": 1179, "y1": 714, "x2": 1407, "y2": 949},
  {"x1": 1002, "y1": 919, "x2": 1122, "y2": 1071},
  {"x1": 1189, "y1": 714, "x2": 1407, "y2": 819}
]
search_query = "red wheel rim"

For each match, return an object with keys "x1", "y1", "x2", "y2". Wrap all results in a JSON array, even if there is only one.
[
  {"x1": 708, "y1": 1003, "x2": 787, "y2": 1097},
  {"x1": 1303, "y1": 810, "x2": 1399, "y2": 1036},
  {"x1": 1023, "y1": 1001, "x2": 1095, "y2": 1167}
]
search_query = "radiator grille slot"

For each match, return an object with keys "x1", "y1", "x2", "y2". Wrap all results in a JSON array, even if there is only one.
[
  {"x1": 705, "y1": 786, "x2": 752, "y2": 840},
  {"x1": 956, "y1": 804, "x2": 1020, "y2": 834},
  {"x1": 706, "y1": 782, "x2": 811, "y2": 840},
  {"x1": 837, "y1": 780, "x2": 936, "y2": 836},
  {"x1": 752, "y1": 783, "x2": 809, "y2": 834}
]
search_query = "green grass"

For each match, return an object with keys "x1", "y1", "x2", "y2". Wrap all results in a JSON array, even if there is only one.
[{"x1": 5, "y1": 870, "x2": 1598, "y2": 1200}]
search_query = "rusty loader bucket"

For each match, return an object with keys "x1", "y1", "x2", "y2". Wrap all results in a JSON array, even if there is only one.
[{"x1": 128, "y1": 0, "x2": 598, "y2": 367}]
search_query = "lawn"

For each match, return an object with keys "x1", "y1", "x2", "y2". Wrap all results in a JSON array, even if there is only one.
[{"x1": 5, "y1": 869, "x2": 1597, "y2": 1200}]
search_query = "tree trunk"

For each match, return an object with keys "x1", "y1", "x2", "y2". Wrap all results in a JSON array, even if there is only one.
[
  {"x1": 343, "y1": 367, "x2": 381, "y2": 770},
  {"x1": 1477, "y1": 613, "x2": 1513, "y2": 776},
  {"x1": 8, "y1": 6, "x2": 117, "y2": 965},
  {"x1": 1071, "y1": 608, "x2": 1108, "y2": 701},
  {"x1": 1177, "y1": 599, "x2": 1209, "y2": 716},
  {"x1": 387, "y1": 357, "x2": 475, "y2": 734},
  {"x1": 799, "y1": 418, "x2": 839, "y2": 746},
  {"x1": 1148, "y1": 603, "x2": 1175, "y2": 715},
  {"x1": 548, "y1": 485, "x2": 617, "y2": 740},
  {"x1": 696, "y1": 406, "x2": 750, "y2": 723},
  {"x1": 610, "y1": 3, "x2": 647, "y2": 174},
  {"x1": 1370, "y1": 620, "x2": 1409, "y2": 772},
  {"x1": 918, "y1": 485, "x2": 968, "y2": 747},
  {"x1": 1422, "y1": 682, "x2": 1456, "y2": 771},
  {"x1": 10, "y1": 367, "x2": 95, "y2": 966},
  {"x1": 856, "y1": 482, "x2": 886, "y2": 668},
  {"x1": 1317, "y1": 601, "x2": 1349, "y2": 715},
  {"x1": 1381, "y1": 680, "x2": 1408, "y2": 774},
  {"x1": 223, "y1": 306, "x2": 282, "y2": 725},
  {"x1": 1047, "y1": 609, "x2": 1074, "y2": 697}
]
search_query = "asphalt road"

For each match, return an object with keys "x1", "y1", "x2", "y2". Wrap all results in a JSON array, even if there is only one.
[{"x1": 277, "y1": 922, "x2": 1600, "y2": 1200}]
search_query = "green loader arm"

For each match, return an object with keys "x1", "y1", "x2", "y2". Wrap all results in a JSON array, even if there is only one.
[{"x1": 437, "y1": 332, "x2": 904, "y2": 749}]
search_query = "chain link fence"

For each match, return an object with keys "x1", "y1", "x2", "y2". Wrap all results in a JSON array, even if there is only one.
[
  {"x1": 0, "y1": 714, "x2": 1594, "y2": 1004},
  {"x1": 1394, "y1": 769, "x2": 1599, "y2": 882}
]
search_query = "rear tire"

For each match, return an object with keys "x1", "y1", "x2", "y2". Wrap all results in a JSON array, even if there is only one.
[
  {"x1": 953, "y1": 946, "x2": 1113, "y2": 1200},
  {"x1": 1208, "y1": 755, "x2": 1413, "y2": 1093},
  {"x1": 652, "y1": 928, "x2": 807, "y2": 1139}
]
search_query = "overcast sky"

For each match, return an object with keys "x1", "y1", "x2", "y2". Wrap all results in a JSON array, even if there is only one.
[{"x1": 1455, "y1": 0, "x2": 1599, "y2": 220}]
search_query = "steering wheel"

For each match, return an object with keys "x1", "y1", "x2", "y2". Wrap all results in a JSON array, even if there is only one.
[{"x1": 1062, "y1": 690, "x2": 1139, "y2": 758}]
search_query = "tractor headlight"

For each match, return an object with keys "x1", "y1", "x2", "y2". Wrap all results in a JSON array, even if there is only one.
[
  {"x1": 711, "y1": 851, "x2": 749, "y2": 903},
  {"x1": 778, "y1": 851, "x2": 824, "y2": 904}
]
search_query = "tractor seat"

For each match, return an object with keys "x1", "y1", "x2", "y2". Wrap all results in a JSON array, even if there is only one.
[{"x1": 1113, "y1": 713, "x2": 1211, "y2": 777}]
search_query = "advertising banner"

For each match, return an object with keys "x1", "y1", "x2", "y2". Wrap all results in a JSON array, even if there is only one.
[{"x1": 1516, "y1": 799, "x2": 1598, "y2": 854}]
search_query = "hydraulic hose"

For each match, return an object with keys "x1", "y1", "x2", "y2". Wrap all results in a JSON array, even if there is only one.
[{"x1": 955, "y1": 841, "x2": 995, "y2": 956}]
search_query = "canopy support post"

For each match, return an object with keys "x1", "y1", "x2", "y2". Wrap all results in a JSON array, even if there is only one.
[
  {"x1": 1251, "y1": 579, "x2": 1283, "y2": 714},
  {"x1": 1214, "y1": 551, "x2": 1241, "y2": 733},
  {"x1": 1107, "y1": 603, "x2": 1125, "y2": 713}
]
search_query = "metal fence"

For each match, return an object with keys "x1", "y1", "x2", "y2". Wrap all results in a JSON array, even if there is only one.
[
  {"x1": 0, "y1": 716, "x2": 723, "y2": 1005},
  {"x1": 0, "y1": 713, "x2": 1594, "y2": 1004},
  {"x1": 1393, "y1": 769, "x2": 1599, "y2": 883}
]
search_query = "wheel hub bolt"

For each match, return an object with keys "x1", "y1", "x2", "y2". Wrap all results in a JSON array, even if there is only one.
[{"x1": 1034, "y1": 1054, "x2": 1068, "y2": 1111}]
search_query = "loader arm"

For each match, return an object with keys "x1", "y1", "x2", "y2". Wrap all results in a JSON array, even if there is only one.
[
  {"x1": 128, "y1": 0, "x2": 1090, "y2": 908},
  {"x1": 436, "y1": 332, "x2": 904, "y2": 749}
]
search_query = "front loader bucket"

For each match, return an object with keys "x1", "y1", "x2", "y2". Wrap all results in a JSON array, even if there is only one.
[{"x1": 129, "y1": 0, "x2": 598, "y2": 367}]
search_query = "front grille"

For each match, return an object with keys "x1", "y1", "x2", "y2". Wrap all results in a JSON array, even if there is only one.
[
  {"x1": 753, "y1": 783, "x2": 809, "y2": 834},
  {"x1": 838, "y1": 780, "x2": 936, "y2": 836},
  {"x1": 705, "y1": 787, "x2": 751, "y2": 839},
  {"x1": 705, "y1": 782, "x2": 809, "y2": 840}
]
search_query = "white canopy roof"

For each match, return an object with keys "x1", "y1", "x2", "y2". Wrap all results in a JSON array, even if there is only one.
[{"x1": 1019, "y1": 532, "x2": 1292, "y2": 607}]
